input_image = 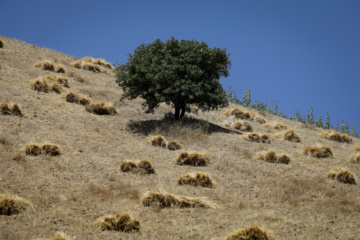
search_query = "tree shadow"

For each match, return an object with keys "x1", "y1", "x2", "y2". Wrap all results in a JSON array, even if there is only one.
[{"x1": 127, "y1": 115, "x2": 241, "y2": 136}]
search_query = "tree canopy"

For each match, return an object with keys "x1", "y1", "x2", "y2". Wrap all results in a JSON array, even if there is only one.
[{"x1": 116, "y1": 37, "x2": 231, "y2": 118}]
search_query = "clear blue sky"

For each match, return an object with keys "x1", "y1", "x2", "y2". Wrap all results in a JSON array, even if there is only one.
[{"x1": 1, "y1": 0, "x2": 359, "y2": 130}]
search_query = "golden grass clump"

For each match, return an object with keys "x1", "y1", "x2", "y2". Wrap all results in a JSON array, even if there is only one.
[
  {"x1": 65, "y1": 92, "x2": 90, "y2": 106},
  {"x1": 174, "y1": 151, "x2": 210, "y2": 166},
  {"x1": 93, "y1": 213, "x2": 140, "y2": 232},
  {"x1": 320, "y1": 130, "x2": 353, "y2": 143},
  {"x1": 349, "y1": 154, "x2": 360, "y2": 164},
  {"x1": 327, "y1": 167, "x2": 357, "y2": 185},
  {"x1": 0, "y1": 193, "x2": 33, "y2": 215},
  {"x1": 303, "y1": 145, "x2": 333, "y2": 158},
  {"x1": 120, "y1": 160, "x2": 155, "y2": 174},
  {"x1": 187, "y1": 104, "x2": 199, "y2": 114},
  {"x1": 167, "y1": 139, "x2": 182, "y2": 150},
  {"x1": 50, "y1": 83, "x2": 63, "y2": 94},
  {"x1": 233, "y1": 120, "x2": 253, "y2": 132},
  {"x1": 34, "y1": 60, "x2": 65, "y2": 73},
  {"x1": 85, "y1": 101, "x2": 117, "y2": 115},
  {"x1": 83, "y1": 56, "x2": 113, "y2": 69},
  {"x1": 225, "y1": 225, "x2": 273, "y2": 240},
  {"x1": 25, "y1": 143, "x2": 42, "y2": 156},
  {"x1": 43, "y1": 74, "x2": 70, "y2": 88},
  {"x1": 177, "y1": 172, "x2": 214, "y2": 187},
  {"x1": 224, "y1": 108, "x2": 252, "y2": 119},
  {"x1": 25, "y1": 143, "x2": 61, "y2": 156},
  {"x1": 148, "y1": 135, "x2": 167, "y2": 148},
  {"x1": 1, "y1": 103, "x2": 23, "y2": 116},
  {"x1": 141, "y1": 191, "x2": 215, "y2": 208},
  {"x1": 256, "y1": 150, "x2": 291, "y2": 164},
  {"x1": 284, "y1": 129, "x2": 301, "y2": 142},
  {"x1": 263, "y1": 122, "x2": 287, "y2": 130},
  {"x1": 244, "y1": 133, "x2": 270, "y2": 144},
  {"x1": 254, "y1": 117, "x2": 266, "y2": 124},
  {"x1": 31, "y1": 79, "x2": 50, "y2": 93},
  {"x1": 70, "y1": 60, "x2": 101, "y2": 73}
]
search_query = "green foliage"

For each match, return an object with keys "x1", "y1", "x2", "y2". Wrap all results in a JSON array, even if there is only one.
[
  {"x1": 315, "y1": 115, "x2": 324, "y2": 128},
  {"x1": 325, "y1": 112, "x2": 331, "y2": 129},
  {"x1": 307, "y1": 106, "x2": 314, "y2": 125},
  {"x1": 226, "y1": 87, "x2": 242, "y2": 105},
  {"x1": 116, "y1": 37, "x2": 231, "y2": 118}
]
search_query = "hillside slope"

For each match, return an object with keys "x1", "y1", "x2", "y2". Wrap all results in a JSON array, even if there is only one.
[{"x1": 0, "y1": 36, "x2": 359, "y2": 240}]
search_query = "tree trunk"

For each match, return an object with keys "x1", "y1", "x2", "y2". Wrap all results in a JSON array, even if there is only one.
[
  {"x1": 180, "y1": 104, "x2": 186, "y2": 118},
  {"x1": 174, "y1": 104, "x2": 180, "y2": 119}
]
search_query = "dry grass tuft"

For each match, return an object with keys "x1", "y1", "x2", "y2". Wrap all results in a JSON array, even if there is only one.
[
  {"x1": 349, "y1": 154, "x2": 360, "y2": 164},
  {"x1": 1, "y1": 103, "x2": 23, "y2": 116},
  {"x1": 256, "y1": 150, "x2": 291, "y2": 164},
  {"x1": 70, "y1": 60, "x2": 101, "y2": 73},
  {"x1": 93, "y1": 213, "x2": 140, "y2": 232},
  {"x1": 120, "y1": 160, "x2": 155, "y2": 174},
  {"x1": 82, "y1": 56, "x2": 113, "y2": 69},
  {"x1": 24, "y1": 142, "x2": 61, "y2": 156},
  {"x1": 263, "y1": 122, "x2": 287, "y2": 130},
  {"x1": 34, "y1": 232, "x2": 75, "y2": 240},
  {"x1": 284, "y1": 129, "x2": 301, "y2": 142},
  {"x1": 224, "y1": 225, "x2": 273, "y2": 240},
  {"x1": 67, "y1": 71, "x2": 85, "y2": 83},
  {"x1": 0, "y1": 193, "x2": 33, "y2": 215},
  {"x1": 174, "y1": 151, "x2": 210, "y2": 166},
  {"x1": 65, "y1": 92, "x2": 90, "y2": 106},
  {"x1": 224, "y1": 108, "x2": 252, "y2": 119},
  {"x1": 244, "y1": 133, "x2": 270, "y2": 143},
  {"x1": 167, "y1": 140, "x2": 182, "y2": 150},
  {"x1": 303, "y1": 145, "x2": 333, "y2": 158},
  {"x1": 141, "y1": 191, "x2": 215, "y2": 208},
  {"x1": 187, "y1": 104, "x2": 199, "y2": 114},
  {"x1": 233, "y1": 120, "x2": 253, "y2": 132},
  {"x1": 34, "y1": 60, "x2": 65, "y2": 73},
  {"x1": 320, "y1": 130, "x2": 353, "y2": 144},
  {"x1": 50, "y1": 83, "x2": 63, "y2": 94},
  {"x1": 327, "y1": 167, "x2": 357, "y2": 185},
  {"x1": 254, "y1": 117, "x2": 266, "y2": 124},
  {"x1": 354, "y1": 144, "x2": 360, "y2": 151},
  {"x1": 85, "y1": 101, "x2": 117, "y2": 115},
  {"x1": 31, "y1": 79, "x2": 50, "y2": 93},
  {"x1": 43, "y1": 74, "x2": 70, "y2": 87},
  {"x1": 148, "y1": 135, "x2": 167, "y2": 148},
  {"x1": 177, "y1": 172, "x2": 214, "y2": 187}
]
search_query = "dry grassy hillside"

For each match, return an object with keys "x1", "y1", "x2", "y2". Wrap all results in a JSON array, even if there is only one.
[{"x1": 1, "y1": 36, "x2": 360, "y2": 240}]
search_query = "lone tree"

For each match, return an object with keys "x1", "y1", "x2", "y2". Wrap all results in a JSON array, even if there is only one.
[{"x1": 116, "y1": 37, "x2": 231, "y2": 119}]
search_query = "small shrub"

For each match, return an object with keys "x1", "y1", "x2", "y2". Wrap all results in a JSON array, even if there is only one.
[
  {"x1": 65, "y1": 92, "x2": 90, "y2": 106},
  {"x1": 349, "y1": 154, "x2": 360, "y2": 164},
  {"x1": 177, "y1": 172, "x2": 214, "y2": 187},
  {"x1": 41, "y1": 144, "x2": 61, "y2": 156},
  {"x1": 327, "y1": 167, "x2": 356, "y2": 185},
  {"x1": 303, "y1": 145, "x2": 333, "y2": 158},
  {"x1": 225, "y1": 225, "x2": 273, "y2": 240},
  {"x1": 148, "y1": 135, "x2": 167, "y2": 148},
  {"x1": 93, "y1": 213, "x2": 140, "y2": 232},
  {"x1": 31, "y1": 80, "x2": 50, "y2": 93},
  {"x1": 120, "y1": 160, "x2": 155, "y2": 174},
  {"x1": 0, "y1": 193, "x2": 33, "y2": 215},
  {"x1": 34, "y1": 60, "x2": 65, "y2": 73},
  {"x1": 254, "y1": 117, "x2": 266, "y2": 124},
  {"x1": 50, "y1": 83, "x2": 63, "y2": 94},
  {"x1": 263, "y1": 122, "x2": 287, "y2": 130},
  {"x1": 0, "y1": 102, "x2": 11, "y2": 115},
  {"x1": 43, "y1": 74, "x2": 69, "y2": 87},
  {"x1": 1, "y1": 103, "x2": 23, "y2": 116},
  {"x1": 256, "y1": 150, "x2": 291, "y2": 164},
  {"x1": 320, "y1": 130, "x2": 353, "y2": 144},
  {"x1": 244, "y1": 133, "x2": 270, "y2": 143},
  {"x1": 85, "y1": 101, "x2": 117, "y2": 115},
  {"x1": 224, "y1": 108, "x2": 252, "y2": 119},
  {"x1": 233, "y1": 120, "x2": 253, "y2": 132},
  {"x1": 187, "y1": 104, "x2": 199, "y2": 114},
  {"x1": 174, "y1": 151, "x2": 210, "y2": 166},
  {"x1": 70, "y1": 60, "x2": 101, "y2": 73},
  {"x1": 284, "y1": 129, "x2": 301, "y2": 143},
  {"x1": 167, "y1": 140, "x2": 182, "y2": 150},
  {"x1": 141, "y1": 191, "x2": 215, "y2": 208},
  {"x1": 25, "y1": 143, "x2": 42, "y2": 156}
]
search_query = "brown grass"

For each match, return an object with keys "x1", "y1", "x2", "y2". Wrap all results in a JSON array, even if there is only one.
[
  {"x1": 263, "y1": 122, "x2": 287, "y2": 130},
  {"x1": 320, "y1": 130, "x2": 353, "y2": 143},
  {"x1": 85, "y1": 101, "x2": 117, "y2": 115},
  {"x1": 284, "y1": 129, "x2": 301, "y2": 142},
  {"x1": 354, "y1": 144, "x2": 360, "y2": 151},
  {"x1": 65, "y1": 92, "x2": 90, "y2": 106},
  {"x1": 120, "y1": 160, "x2": 155, "y2": 174},
  {"x1": 83, "y1": 56, "x2": 113, "y2": 69},
  {"x1": 141, "y1": 191, "x2": 215, "y2": 208},
  {"x1": 34, "y1": 232, "x2": 75, "y2": 240},
  {"x1": 244, "y1": 133, "x2": 270, "y2": 143},
  {"x1": 148, "y1": 135, "x2": 167, "y2": 148},
  {"x1": 224, "y1": 108, "x2": 252, "y2": 119},
  {"x1": 1, "y1": 102, "x2": 23, "y2": 116},
  {"x1": 67, "y1": 71, "x2": 85, "y2": 83},
  {"x1": 31, "y1": 79, "x2": 50, "y2": 93},
  {"x1": 50, "y1": 83, "x2": 63, "y2": 94},
  {"x1": 349, "y1": 154, "x2": 360, "y2": 164},
  {"x1": 177, "y1": 172, "x2": 214, "y2": 187},
  {"x1": 224, "y1": 225, "x2": 273, "y2": 240},
  {"x1": 25, "y1": 143, "x2": 42, "y2": 156},
  {"x1": 93, "y1": 213, "x2": 140, "y2": 232},
  {"x1": 24, "y1": 143, "x2": 61, "y2": 156},
  {"x1": 0, "y1": 193, "x2": 33, "y2": 215},
  {"x1": 303, "y1": 145, "x2": 333, "y2": 158},
  {"x1": 34, "y1": 60, "x2": 65, "y2": 73},
  {"x1": 167, "y1": 140, "x2": 182, "y2": 150},
  {"x1": 174, "y1": 151, "x2": 210, "y2": 166},
  {"x1": 327, "y1": 167, "x2": 357, "y2": 185},
  {"x1": 43, "y1": 74, "x2": 69, "y2": 87},
  {"x1": 70, "y1": 60, "x2": 101, "y2": 73},
  {"x1": 256, "y1": 150, "x2": 291, "y2": 164},
  {"x1": 233, "y1": 120, "x2": 253, "y2": 132},
  {"x1": 254, "y1": 117, "x2": 266, "y2": 124}
]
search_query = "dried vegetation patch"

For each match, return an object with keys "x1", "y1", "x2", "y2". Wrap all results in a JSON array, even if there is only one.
[
  {"x1": 177, "y1": 172, "x2": 214, "y2": 187},
  {"x1": 34, "y1": 60, "x2": 65, "y2": 73},
  {"x1": 233, "y1": 120, "x2": 253, "y2": 132},
  {"x1": 120, "y1": 159, "x2": 155, "y2": 174},
  {"x1": 85, "y1": 101, "x2": 117, "y2": 115},
  {"x1": 33, "y1": 232, "x2": 75, "y2": 240},
  {"x1": 93, "y1": 213, "x2": 140, "y2": 232},
  {"x1": 224, "y1": 108, "x2": 253, "y2": 119},
  {"x1": 42, "y1": 74, "x2": 70, "y2": 87},
  {"x1": 327, "y1": 167, "x2": 357, "y2": 185},
  {"x1": 174, "y1": 151, "x2": 210, "y2": 166},
  {"x1": 0, "y1": 102, "x2": 23, "y2": 116},
  {"x1": 64, "y1": 92, "x2": 90, "y2": 106},
  {"x1": 320, "y1": 130, "x2": 353, "y2": 143},
  {"x1": 148, "y1": 135, "x2": 182, "y2": 150},
  {"x1": 263, "y1": 122, "x2": 287, "y2": 130},
  {"x1": 141, "y1": 191, "x2": 215, "y2": 208},
  {"x1": 284, "y1": 129, "x2": 301, "y2": 142},
  {"x1": 349, "y1": 154, "x2": 360, "y2": 164},
  {"x1": 254, "y1": 116, "x2": 266, "y2": 124},
  {"x1": 0, "y1": 193, "x2": 33, "y2": 215},
  {"x1": 303, "y1": 145, "x2": 333, "y2": 158},
  {"x1": 224, "y1": 225, "x2": 273, "y2": 240},
  {"x1": 256, "y1": 150, "x2": 291, "y2": 164},
  {"x1": 244, "y1": 133, "x2": 270, "y2": 143},
  {"x1": 24, "y1": 142, "x2": 61, "y2": 156}
]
